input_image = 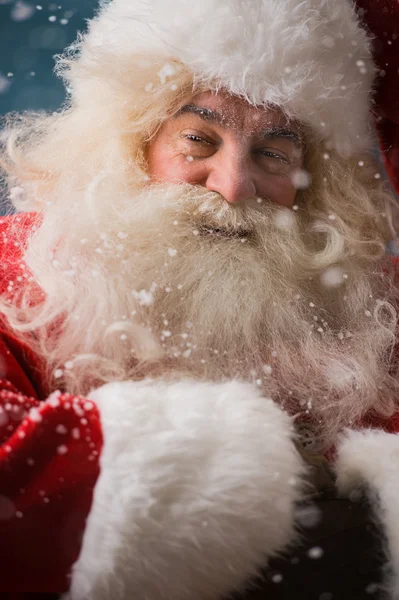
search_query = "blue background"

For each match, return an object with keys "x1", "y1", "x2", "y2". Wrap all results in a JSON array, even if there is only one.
[{"x1": 0, "y1": 0, "x2": 96, "y2": 115}]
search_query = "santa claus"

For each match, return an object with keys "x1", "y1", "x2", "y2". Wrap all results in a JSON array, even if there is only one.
[{"x1": 0, "y1": 0, "x2": 399, "y2": 598}]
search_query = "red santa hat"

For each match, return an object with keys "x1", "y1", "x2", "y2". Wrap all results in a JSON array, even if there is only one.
[{"x1": 70, "y1": 0, "x2": 376, "y2": 157}]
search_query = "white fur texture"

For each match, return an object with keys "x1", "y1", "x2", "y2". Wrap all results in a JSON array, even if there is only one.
[
  {"x1": 80, "y1": 0, "x2": 375, "y2": 155},
  {"x1": 335, "y1": 429, "x2": 399, "y2": 599},
  {"x1": 66, "y1": 379, "x2": 304, "y2": 600}
]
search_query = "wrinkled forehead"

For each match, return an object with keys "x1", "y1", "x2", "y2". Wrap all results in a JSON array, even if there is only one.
[{"x1": 176, "y1": 90, "x2": 301, "y2": 137}]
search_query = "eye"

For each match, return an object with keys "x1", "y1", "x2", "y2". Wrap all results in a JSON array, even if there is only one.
[
  {"x1": 254, "y1": 149, "x2": 293, "y2": 175},
  {"x1": 183, "y1": 134, "x2": 211, "y2": 144},
  {"x1": 256, "y1": 150, "x2": 289, "y2": 163},
  {"x1": 180, "y1": 131, "x2": 216, "y2": 159}
]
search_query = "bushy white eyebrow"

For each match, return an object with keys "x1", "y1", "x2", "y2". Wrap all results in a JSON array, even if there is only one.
[{"x1": 176, "y1": 105, "x2": 303, "y2": 148}]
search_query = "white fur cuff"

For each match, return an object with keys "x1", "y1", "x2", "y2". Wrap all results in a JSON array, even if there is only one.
[
  {"x1": 335, "y1": 429, "x2": 399, "y2": 599},
  {"x1": 67, "y1": 379, "x2": 304, "y2": 600}
]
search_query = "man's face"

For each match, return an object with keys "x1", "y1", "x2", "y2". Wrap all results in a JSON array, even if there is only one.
[{"x1": 146, "y1": 90, "x2": 304, "y2": 208}]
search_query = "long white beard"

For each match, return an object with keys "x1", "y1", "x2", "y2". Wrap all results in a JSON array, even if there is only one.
[
  {"x1": 111, "y1": 184, "x2": 316, "y2": 364},
  {"x1": 22, "y1": 182, "x2": 399, "y2": 448},
  {"x1": 94, "y1": 184, "x2": 396, "y2": 439}
]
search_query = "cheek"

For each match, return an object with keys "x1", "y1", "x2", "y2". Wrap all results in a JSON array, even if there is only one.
[
  {"x1": 258, "y1": 177, "x2": 297, "y2": 208},
  {"x1": 146, "y1": 140, "x2": 171, "y2": 179}
]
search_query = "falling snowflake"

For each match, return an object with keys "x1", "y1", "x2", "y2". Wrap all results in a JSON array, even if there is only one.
[
  {"x1": 320, "y1": 265, "x2": 344, "y2": 288},
  {"x1": 9, "y1": 186, "x2": 24, "y2": 199},
  {"x1": 295, "y1": 504, "x2": 322, "y2": 529},
  {"x1": 291, "y1": 169, "x2": 312, "y2": 190},
  {"x1": 157, "y1": 63, "x2": 176, "y2": 85},
  {"x1": 273, "y1": 209, "x2": 297, "y2": 231},
  {"x1": 133, "y1": 289, "x2": 154, "y2": 306},
  {"x1": 11, "y1": 1, "x2": 35, "y2": 21},
  {"x1": 307, "y1": 546, "x2": 324, "y2": 559},
  {"x1": 47, "y1": 391, "x2": 61, "y2": 407},
  {"x1": 29, "y1": 407, "x2": 42, "y2": 423}
]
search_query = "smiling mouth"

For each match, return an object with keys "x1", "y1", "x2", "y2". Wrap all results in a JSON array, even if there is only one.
[{"x1": 197, "y1": 225, "x2": 253, "y2": 239}]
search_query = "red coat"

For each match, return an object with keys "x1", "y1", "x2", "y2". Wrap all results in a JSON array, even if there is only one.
[{"x1": 0, "y1": 213, "x2": 102, "y2": 594}]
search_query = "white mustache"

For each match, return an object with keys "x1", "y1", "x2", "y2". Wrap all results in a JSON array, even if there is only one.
[{"x1": 140, "y1": 182, "x2": 294, "y2": 234}]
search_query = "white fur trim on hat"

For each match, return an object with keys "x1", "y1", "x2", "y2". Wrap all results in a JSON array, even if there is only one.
[
  {"x1": 335, "y1": 429, "x2": 399, "y2": 599},
  {"x1": 66, "y1": 379, "x2": 305, "y2": 600},
  {"x1": 79, "y1": 0, "x2": 375, "y2": 156}
]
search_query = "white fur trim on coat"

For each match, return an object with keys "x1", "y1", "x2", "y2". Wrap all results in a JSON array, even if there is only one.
[
  {"x1": 335, "y1": 429, "x2": 399, "y2": 600},
  {"x1": 66, "y1": 379, "x2": 304, "y2": 600},
  {"x1": 76, "y1": 0, "x2": 375, "y2": 156}
]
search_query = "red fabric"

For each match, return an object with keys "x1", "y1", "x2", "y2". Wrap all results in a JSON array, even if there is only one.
[
  {"x1": 355, "y1": 0, "x2": 399, "y2": 193},
  {"x1": 0, "y1": 388, "x2": 102, "y2": 593},
  {"x1": 0, "y1": 214, "x2": 103, "y2": 593}
]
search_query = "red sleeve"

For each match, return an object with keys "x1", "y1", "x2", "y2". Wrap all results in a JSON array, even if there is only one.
[
  {"x1": 0, "y1": 341, "x2": 103, "y2": 594},
  {"x1": 355, "y1": 0, "x2": 399, "y2": 194},
  {"x1": 0, "y1": 213, "x2": 102, "y2": 594}
]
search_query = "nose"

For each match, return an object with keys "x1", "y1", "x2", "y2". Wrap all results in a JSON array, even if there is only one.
[{"x1": 205, "y1": 152, "x2": 256, "y2": 204}]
